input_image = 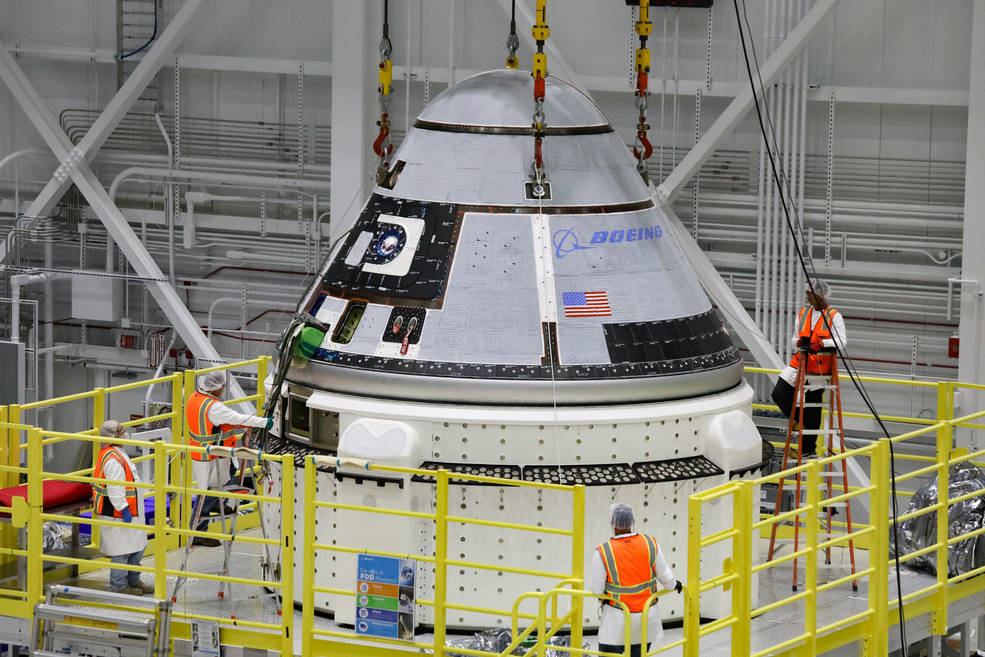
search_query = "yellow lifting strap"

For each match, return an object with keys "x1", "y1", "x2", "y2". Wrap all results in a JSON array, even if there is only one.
[{"x1": 531, "y1": 0, "x2": 550, "y2": 80}]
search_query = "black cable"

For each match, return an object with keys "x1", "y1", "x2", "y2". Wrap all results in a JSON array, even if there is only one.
[
  {"x1": 732, "y1": 0, "x2": 908, "y2": 649},
  {"x1": 119, "y1": 0, "x2": 158, "y2": 60},
  {"x1": 383, "y1": 0, "x2": 390, "y2": 40}
]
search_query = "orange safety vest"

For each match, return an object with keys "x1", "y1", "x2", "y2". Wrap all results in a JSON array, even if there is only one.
[
  {"x1": 788, "y1": 305, "x2": 840, "y2": 375},
  {"x1": 597, "y1": 534, "x2": 661, "y2": 613},
  {"x1": 92, "y1": 446, "x2": 139, "y2": 517},
  {"x1": 185, "y1": 391, "x2": 241, "y2": 461}
]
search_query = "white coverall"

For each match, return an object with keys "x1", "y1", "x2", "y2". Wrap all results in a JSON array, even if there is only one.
[
  {"x1": 191, "y1": 399, "x2": 268, "y2": 497},
  {"x1": 98, "y1": 448, "x2": 147, "y2": 557},
  {"x1": 589, "y1": 532, "x2": 677, "y2": 646}
]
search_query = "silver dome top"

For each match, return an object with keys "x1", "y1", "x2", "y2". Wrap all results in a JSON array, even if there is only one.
[{"x1": 417, "y1": 69, "x2": 608, "y2": 129}]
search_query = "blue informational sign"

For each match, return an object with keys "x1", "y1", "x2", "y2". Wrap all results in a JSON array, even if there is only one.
[{"x1": 356, "y1": 554, "x2": 416, "y2": 641}]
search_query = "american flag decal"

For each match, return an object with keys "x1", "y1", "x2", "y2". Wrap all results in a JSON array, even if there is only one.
[{"x1": 562, "y1": 291, "x2": 611, "y2": 318}]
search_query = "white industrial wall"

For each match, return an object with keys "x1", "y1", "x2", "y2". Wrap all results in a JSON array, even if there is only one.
[{"x1": 0, "y1": 0, "x2": 978, "y2": 468}]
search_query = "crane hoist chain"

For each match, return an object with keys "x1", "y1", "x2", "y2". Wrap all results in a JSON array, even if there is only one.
[
  {"x1": 632, "y1": 0, "x2": 653, "y2": 184},
  {"x1": 531, "y1": 0, "x2": 550, "y2": 187},
  {"x1": 506, "y1": 0, "x2": 520, "y2": 69},
  {"x1": 373, "y1": 0, "x2": 394, "y2": 185}
]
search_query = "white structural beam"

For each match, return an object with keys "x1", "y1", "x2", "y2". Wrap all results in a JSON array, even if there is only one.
[
  {"x1": 661, "y1": 202, "x2": 782, "y2": 371},
  {"x1": 329, "y1": 0, "x2": 375, "y2": 241},
  {"x1": 16, "y1": 0, "x2": 206, "y2": 236},
  {"x1": 957, "y1": 0, "x2": 985, "y2": 451},
  {"x1": 8, "y1": 45, "x2": 971, "y2": 108},
  {"x1": 656, "y1": 0, "x2": 840, "y2": 204},
  {"x1": 0, "y1": 39, "x2": 251, "y2": 407},
  {"x1": 494, "y1": 0, "x2": 592, "y2": 99}
]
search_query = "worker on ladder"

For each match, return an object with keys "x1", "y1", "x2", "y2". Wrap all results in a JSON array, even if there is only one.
[
  {"x1": 770, "y1": 279, "x2": 847, "y2": 459},
  {"x1": 186, "y1": 370, "x2": 272, "y2": 547}
]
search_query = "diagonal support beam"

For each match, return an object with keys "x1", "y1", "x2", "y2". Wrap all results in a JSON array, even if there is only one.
[
  {"x1": 492, "y1": 0, "x2": 593, "y2": 99},
  {"x1": 659, "y1": 196, "x2": 869, "y2": 511},
  {"x1": 661, "y1": 200, "x2": 782, "y2": 371},
  {"x1": 16, "y1": 0, "x2": 206, "y2": 237},
  {"x1": 656, "y1": 0, "x2": 840, "y2": 203},
  {"x1": 0, "y1": 37, "x2": 252, "y2": 408}
]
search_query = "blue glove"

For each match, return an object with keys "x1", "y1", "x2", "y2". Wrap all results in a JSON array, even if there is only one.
[
  {"x1": 121, "y1": 507, "x2": 133, "y2": 523},
  {"x1": 265, "y1": 417, "x2": 274, "y2": 431}
]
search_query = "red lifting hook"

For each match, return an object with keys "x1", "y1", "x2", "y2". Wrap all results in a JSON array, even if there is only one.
[{"x1": 633, "y1": 131, "x2": 653, "y2": 161}]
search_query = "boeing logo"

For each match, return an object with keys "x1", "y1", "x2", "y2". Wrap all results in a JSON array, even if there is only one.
[
  {"x1": 590, "y1": 225, "x2": 662, "y2": 244},
  {"x1": 552, "y1": 225, "x2": 663, "y2": 258},
  {"x1": 552, "y1": 227, "x2": 594, "y2": 259}
]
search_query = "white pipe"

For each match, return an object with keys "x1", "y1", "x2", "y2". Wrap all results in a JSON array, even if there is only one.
[
  {"x1": 9, "y1": 271, "x2": 71, "y2": 342},
  {"x1": 44, "y1": 243, "x2": 54, "y2": 423},
  {"x1": 206, "y1": 297, "x2": 295, "y2": 340},
  {"x1": 447, "y1": 0, "x2": 455, "y2": 87},
  {"x1": 143, "y1": 329, "x2": 176, "y2": 417},
  {"x1": 108, "y1": 166, "x2": 331, "y2": 203},
  {"x1": 183, "y1": 191, "x2": 306, "y2": 250},
  {"x1": 0, "y1": 149, "x2": 51, "y2": 174}
]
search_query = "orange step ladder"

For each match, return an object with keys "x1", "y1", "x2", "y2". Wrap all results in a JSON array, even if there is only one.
[{"x1": 767, "y1": 348, "x2": 858, "y2": 592}]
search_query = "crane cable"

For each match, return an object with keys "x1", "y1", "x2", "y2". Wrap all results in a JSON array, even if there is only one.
[
  {"x1": 372, "y1": 0, "x2": 394, "y2": 185},
  {"x1": 531, "y1": 0, "x2": 550, "y2": 187},
  {"x1": 731, "y1": 0, "x2": 908, "y2": 648},
  {"x1": 506, "y1": 0, "x2": 520, "y2": 69},
  {"x1": 632, "y1": 0, "x2": 654, "y2": 184}
]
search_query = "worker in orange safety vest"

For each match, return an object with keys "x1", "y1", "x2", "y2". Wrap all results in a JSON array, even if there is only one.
[
  {"x1": 185, "y1": 370, "x2": 271, "y2": 547},
  {"x1": 590, "y1": 504, "x2": 682, "y2": 656},
  {"x1": 770, "y1": 279, "x2": 847, "y2": 458},
  {"x1": 93, "y1": 420, "x2": 154, "y2": 595}
]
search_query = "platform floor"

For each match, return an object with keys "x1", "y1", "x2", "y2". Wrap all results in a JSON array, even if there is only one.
[{"x1": 57, "y1": 531, "x2": 944, "y2": 656}]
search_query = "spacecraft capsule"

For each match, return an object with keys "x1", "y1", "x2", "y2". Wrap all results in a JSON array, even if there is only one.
[{"x1": 266, "y1": 69, "x2": 760, "y2": 629}]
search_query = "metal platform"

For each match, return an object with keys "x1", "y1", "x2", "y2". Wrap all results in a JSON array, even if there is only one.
[{"x1": 32, "y1": 533, "x2": 977, "y2": 656}]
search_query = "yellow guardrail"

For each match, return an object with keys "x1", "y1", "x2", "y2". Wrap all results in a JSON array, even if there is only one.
[
  {"x1": 4, "y1": 360, "x2": 985, "y2": 657},
  {"x1": 683, "y1": 368, "x2": 985, "y2": 657}
]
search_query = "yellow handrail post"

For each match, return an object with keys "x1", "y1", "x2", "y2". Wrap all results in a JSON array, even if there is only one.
[
  {"x1": 92, "y1": 389, "x2": 105, "y2": 547},
  {"x1": 804, "y1": 460, "x2": 819, "y2": 657},
  {"x1": 730, "y1": 482, "x2": 753, "y2": 657},
  {"x1": 683, "y1": 494, "x2": 702, "y2": 657},
  {"x1": 257, "y1": 356, "x2": 269, "y2": 412},
  {"x1": 177, "y1": 370, "x2": 197, "y2": 546},
  {"x1": 0, "y1": 406, "x2": 11, "y2": 568},
  {"x1": 169, "y1": 372, "x2": 183, "y2": 549},
  {"x1": 301, "y1": 456, "x2": 316, "y2": 657},
  {"x1": 570, "y1": 484, "x2": 586, "y2": 654},
  {"x1": 280, "y1": 454, "x2": 296, "y2": 657},
  {"x1": 933, "y1": 404, "x2": 952, "y2": 635},
  {"x1": 153, "y1": 440, "x2": 168, "y2": 598},
  {"x1": 433, "y1": 469, "x2": 449, "y2": 657},
  {"x1": 868, "y1": 440, "x2": 890, "y2": 657},
  {"x1": 26, "y1": 427, "x2": 42, "y2": 606},
  {"x1": 0, "y1": 405, "x2": 7, "y2": 489}
]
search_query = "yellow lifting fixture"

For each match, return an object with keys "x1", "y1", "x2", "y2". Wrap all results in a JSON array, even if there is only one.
[
  {"x1": 373, "y1": 0, "x2": 394, "y2": 184},
  {"x1": 530, "y1": 0, "x2": 549, "y2": 185},
  {"x1": 632, "y1": 0, "x2": 654, "y2": 183}
]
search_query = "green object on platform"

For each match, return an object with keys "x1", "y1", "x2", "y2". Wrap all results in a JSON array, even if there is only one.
[{"x1": 295, "y1": 326, "x2": 326, "y2": 360}]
